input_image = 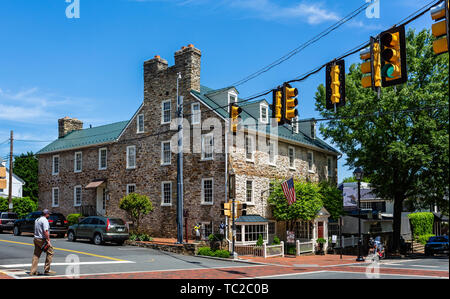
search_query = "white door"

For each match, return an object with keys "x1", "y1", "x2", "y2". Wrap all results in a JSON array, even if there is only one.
[{"x1": 96, "y1": 187, "x2": 106, "y2": 216}]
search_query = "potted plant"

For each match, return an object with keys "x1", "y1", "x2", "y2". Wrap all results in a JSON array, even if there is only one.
[{"x1": 316, "y1": 237, "x2": 327, "y2": 255}]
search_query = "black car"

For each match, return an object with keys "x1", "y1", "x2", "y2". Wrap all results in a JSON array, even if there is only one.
[
  {"x1": 0, "y1": 212, "x2": 18, "y2": 233},
  {"x1": 425, "y1": 236, "x2": 449, "y2": 256},
  {"x1": 13, "y1": 211, "x2": 68, "y2": 238}
]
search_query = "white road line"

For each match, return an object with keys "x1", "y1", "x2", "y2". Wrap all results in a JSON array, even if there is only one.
[
  {"x1": 408, "y1": 265, "x2": 440, "y2": 268},
  {"x1": 244, "y1": 270, "x2": 329, "y2": 279},
  {"x1": 324, "y1": 270, "x2": 448, "y2": 279},
  {"x1": 0, "y1": 261, "x2": 135, "y2": 268}
]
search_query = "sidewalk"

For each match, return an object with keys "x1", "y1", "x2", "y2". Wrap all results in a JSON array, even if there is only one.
[{"x1": 239, "y1": 254, "x2": 366, "y2": 267}]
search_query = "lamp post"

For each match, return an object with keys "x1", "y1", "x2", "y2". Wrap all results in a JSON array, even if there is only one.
[{"x1": 354, "y1": 167, "x2": 365, "y2": 262}]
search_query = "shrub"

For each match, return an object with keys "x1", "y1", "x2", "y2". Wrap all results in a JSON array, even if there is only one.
[
  {"x1": 316, "y1": 237, "x2": 327, "y2": 244},
  {"x1": 138, "y1": 233, "x2": 152, "y2": 241},
  {"x1": 67, "y1": 213, "x2": 82, "y2": 225},
  {"x1": 256, "y1": 234, "x2": 264, "y2": 246},
  {"x1": 129, "y1": 234, "x2": 138, "y2": 241},
  {"x1": 0, "y1": 197, "x2": 37, "y2": 219},
  {"x1": 416, "y1": 234, "x2": 435, "y2": 245},
  {"x1": 287, "y1": 244, "x2": 296, "y2": 255},
  {"x1": 213, "y1": 250, "x2": 230, "y2": 258},
  {"x1": 408, "y1": 212, "x2": 434, "y2": 237},
  {"x1": 272, "y1": 236, "x2": 280, "y2": 245},
  {"x1": 119, "y1": 193, "x2": 153, "y2": 233},
  {"x1": 197, "y1": 247, "x2": 214, "y2": 256}
]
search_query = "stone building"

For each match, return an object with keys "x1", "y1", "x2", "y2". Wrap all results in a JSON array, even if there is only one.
[{"x1": 37, "y1": 45, "x2": 340, "y2": 244}]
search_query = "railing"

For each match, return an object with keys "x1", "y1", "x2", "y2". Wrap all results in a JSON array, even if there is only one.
[
  {"x1": 296, "y1": 240, "x2": 314, "y2": 255},
  {"x1": 79, "y1": 205, "x2": 96, "y2": 217},
  {"x1": 234, "y1": 242, "x2": 284, "y2": 258},
  {"x1": 333, "y1": 235, "x2": 358, "y2": 248}
]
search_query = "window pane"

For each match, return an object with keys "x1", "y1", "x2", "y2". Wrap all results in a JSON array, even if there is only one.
[
  {"x1": 162, "y1": 142, "x2": 171, "y2": 164},
  {"x1": 289, "y1": 148, "x2": 294, "y2": 167},
  {"x1": 100, "y1": 149, "x2": 107, "y2": 169},
  {"x1": 192, "y1": 104, "x2": 200, "y2": 124},
  {"x1": 163, "y1": 183, "x2": 171, "y2": 204},
  {"x1": 203, "y1": 179, "x2": 213, "y2": 203},
  {"x1": 246, "y1": 181, "x2": 253, "y2": 202}
]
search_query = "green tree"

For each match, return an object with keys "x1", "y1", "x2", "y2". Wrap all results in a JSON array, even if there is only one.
[
  {"x1": 341, "y1": 176, "x2": 371, "y2": 183},
  {"x1": 13, "y1": 152, "x2": 38, "y2": 202},
  {"x1": 268, "y1": 180, "x2": 323, "y2": 231},
  {"x1": 119, "y1": 193, "x2": 153, "y2": 233},
  {"x1": 318, "y1": 181, "x2": 343, "y2": 220},
  {"x1": 314, "y1": 29, "x2": 449, "y2": 251}
]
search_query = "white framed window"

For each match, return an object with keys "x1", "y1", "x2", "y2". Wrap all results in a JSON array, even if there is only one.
[
  {"x1": 137, "y1": 114, "x2": 144, "y2": 133},
  {"x1": 126, "y1": 145, "x2": 136, "y2": 169},
  {"x1": 52, "y1": 155, "x2": 60, "y2": 175},
  {"x1": 52, "y1": 187, "x2": 59, "y2": 207},
  {"x1": 74, "y1": 185, "x2": 82, "y2": 207},
  {"x1": 161, "y1": 100, "x2": 171, "y2": 124},
  {"x1": 260, "y1": 104, "x2": 268, "y2": 124},
  {"x1": 191, "y1": 103, "x2": 201, "y2": 125},
  {"x1": 99, "y1": 148, "x2": 107, "y2": 170},
  {"x1": 244, "y1": 224, "x2": 267, "y2": 243},
  {"x1": 292, "y1": 116, "x2": 299, "y2": 134},
  {"x1": 268, "y1": 140, "x2": 277, "y2": 166},
  {"x1": 246, "y1": 180, "x2": 253, "y2": 203},
  {"x1": 245, "y1": 135, "x2": 254, "y2": 162},
  {"x1": 328, "y1": 157, "x2": 333, "y2": 177},
  {"x1": 74, "y1": 151, "x2": 82, "y2": 173},
  {"x1": 201, "y1": 178, "x2": 214, "y2": 205},
  {"x1": 127, "y1": 184, "x2": 136, "y2": 195},
  {"x1": 201, "y1": 133, "x2": 214, "y2": 160},
  {"x1": 161, "y1": 181, "x2": 172, "y2": 206},
  {"x1": 288, "y1": 146, "x2": 295, "y2": 169},
  {"x1": 307, "y1": 151, "x2": 314, "y2": 172},
  {"x1": 201, "y1": 222, "x2": 213, "y2": 240},
  {"x1": 227, "y1": 92, "x2": 237, "y2": 113},
  {"x1": 161, "y1": 141, "x2": 171, "y2": 165}
]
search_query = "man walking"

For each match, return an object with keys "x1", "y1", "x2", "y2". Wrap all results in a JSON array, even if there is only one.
[{"x1": 30, "y1": 209, "x2": 55, "y2": 276}]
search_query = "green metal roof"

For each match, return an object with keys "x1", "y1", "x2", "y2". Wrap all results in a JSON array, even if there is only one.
[
  {"x1": 36, "y1": 120, "x2": 129, "y2": 155},
  {"x1": 192, "y1": 85, "x2": 340, "y2": 155},
  {"x1": 235, "y1": 215, "x2": 269, "y2": 223}
]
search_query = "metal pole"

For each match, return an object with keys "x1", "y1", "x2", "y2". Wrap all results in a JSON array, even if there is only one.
[
  {"x1": 339, "y1": 216, "x2": 342, "y2": 260},
  {"x1": 176, "y1": 72, "x2": 184, "y2": 244},
  {"x1": 8, "y1": 130, "x2": 13, "y2": 212},
  {"x1": 356, "y1": 180, "x2": 364, "y2": 261},
  {"x1": 232, "y1": 198, "x2": 236, "y2": 258}
]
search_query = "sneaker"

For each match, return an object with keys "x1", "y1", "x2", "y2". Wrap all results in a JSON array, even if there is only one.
[{"x1": 44, "y1": 270, "x2": 56, "y2": 276}]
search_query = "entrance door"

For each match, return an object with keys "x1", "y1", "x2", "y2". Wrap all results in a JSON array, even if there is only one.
[
  {"x1": 96, "y1": 187, "x2": 106, "y2": 216},
  {"x1": 317, "y1": 222, "x2": 324, "y2": 239}
]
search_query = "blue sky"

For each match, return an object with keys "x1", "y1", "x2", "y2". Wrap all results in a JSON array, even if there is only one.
[{"x1": 0, "y1": 0, "x2": 434, "y2": 181}]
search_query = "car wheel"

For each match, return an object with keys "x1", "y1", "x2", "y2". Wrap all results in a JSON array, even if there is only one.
[
  {"x1": 93, "y1": 233, "x2": 103, "y2": 245},
  {"x1": 67, "y1": 231, "x2": 76, "y2": 242},
  {"x1": 13, "y1": 226, "x2": 21, "y2": 236}
]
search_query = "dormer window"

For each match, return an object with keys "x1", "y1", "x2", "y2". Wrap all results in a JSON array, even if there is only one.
[
  {"x1": 260, "y1": 104, "x2": 268, "y2": 124},
  {"x1": 228, "y1": 92, "x2": 237, "y2": 112},
  {"x1": 310, "y1": 122, "x2": 316, "y2": 139}
]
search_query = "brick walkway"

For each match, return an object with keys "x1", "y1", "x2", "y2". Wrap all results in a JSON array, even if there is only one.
[{"x1": 238, "y1": 254, "x2": 360, "y2": 267}]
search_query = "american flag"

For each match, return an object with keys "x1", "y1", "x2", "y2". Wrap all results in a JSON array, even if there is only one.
[{"x1": 281, "y1": 178, "x2": 296, "y2": 206}]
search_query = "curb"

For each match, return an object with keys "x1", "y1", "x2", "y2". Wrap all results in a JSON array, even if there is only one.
[{"x1": 194, "y1": 254, "x2": 268, "y2": 265}]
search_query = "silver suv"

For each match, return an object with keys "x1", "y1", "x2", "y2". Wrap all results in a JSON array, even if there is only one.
[{"x1": 0, "y1": 212, "x2": 18, "y2": 233}]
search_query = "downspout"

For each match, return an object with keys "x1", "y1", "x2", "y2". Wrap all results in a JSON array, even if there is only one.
[{"x1": 224, "y1": 127, "x2": 231, "y2": 249}]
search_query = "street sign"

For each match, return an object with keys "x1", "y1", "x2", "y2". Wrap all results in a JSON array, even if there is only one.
[
  {"x1": 287, "y1": 231, "x2": 295, "y2": 243},
  {"x1": 332, "y1": 235, "x2": 337, "y2": 244}
]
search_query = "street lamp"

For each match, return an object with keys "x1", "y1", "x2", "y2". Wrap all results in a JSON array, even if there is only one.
[{"x1": 354, "y1": 167, "x2": 365, "y2": 262}]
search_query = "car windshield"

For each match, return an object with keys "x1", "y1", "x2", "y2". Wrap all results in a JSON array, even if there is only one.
[
  {"x1": 1, "y1": 213, "x2": 17, "y2": 219},
  {"x1": 109, "y1": 219, "x2": 125, "y2": 225},
  {"x1": 50, "y1": 214, "x2": 66, "y2": 221},
  {"x1": 429, "y1": 237, "x2": 448, "y2": 243}
]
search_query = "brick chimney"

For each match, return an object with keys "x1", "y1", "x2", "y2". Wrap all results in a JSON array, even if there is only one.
[{"x1": 58, "y1": 116, "x2": 83, "y2": 138}]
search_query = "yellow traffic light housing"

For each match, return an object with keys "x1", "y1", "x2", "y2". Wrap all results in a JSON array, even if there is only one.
[
  {"x1": 359, "y1": 37, "x2": 381, "y2": 89},
  {"x1": 431, "y1": 0, "x2": 449, "y2": 55},
  {"x1": 221, "y1": 202, "x2": 232, "y2": 217},
  {"x1": 236, "y1": 203, "x2": 247, "y2": 218},
  {"x1": 229, "y1": 103, "x2": 242, "y2": 133},
  {"x1": 283, "y1": 83, "x2": 298, "y2": 124},
  {"x1": 326, "y1": 59, "x2": 346, "y2": 111},
  {"x1": 271, "y1": 88, "x2": 283, "y2": 124},
  {"x1": 380, "y1": 25, "x2": 407, "y2": 87}
]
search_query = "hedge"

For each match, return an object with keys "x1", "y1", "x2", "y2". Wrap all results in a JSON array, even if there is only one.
[
  {"x1": 197, "y1": 247, "x2": 230, "y2": 258},
  {"x1": 67, "y1": 214, "x2": 82, "y2": 226},
  {"x1": 0, "y1": 197, "x2": 37, "y2": 218},
  {"x1": 408, "y1": 212, "x2": 434, "y2": 237},
  {"x1": 416, "y1": 234, "x2": 435, "y2": 245}
]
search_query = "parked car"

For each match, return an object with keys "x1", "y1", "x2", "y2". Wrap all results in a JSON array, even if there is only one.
[
  {"x1": 0, "y1": 212, "x2": 18, "y2": 233},
  {"x1": 13, "y1": 211, "x2": 68, "y2": 238},
  {"x1": 67, "y1": 216, "x2": 129, "y2": 245},
  {"x1": 425, "y1": 236, "x2": 449, "y2": 256}
]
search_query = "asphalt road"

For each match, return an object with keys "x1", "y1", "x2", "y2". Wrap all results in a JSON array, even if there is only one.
[{"x1": 1, "y1": 232, "x2": 448, "y2": 279}]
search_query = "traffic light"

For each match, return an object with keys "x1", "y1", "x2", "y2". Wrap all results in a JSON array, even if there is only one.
[
  {"x1": 236, "y1": 202, "x2": 247, "y2": 217},
  {"x1": 325, "y1": 59, "x2": 346, "y2": 110},
  {"x1": 430, "y1": 0, "x2": 449, "y2": 55},
  {"x1": 229, "y1": 103, "x2": 242, "y2": 133},
  {"x1": 360, "y1": 37, "x2": 381, "y2": 89},
  {"x1": 379, "y1": 25, "x2": 407, "y2": 87},
  {"x1": 221, "y1": 202, "x2": 232, "y2": 217},
  {"x1": 271, "y1": 88, "x2": 283, "y2": 124},
  {"x1": 0, "y1": 166, "x2": 6, "y2": 189},
  {"x1": 282, "y1": 83, "x2": 298, "y2": 124}
]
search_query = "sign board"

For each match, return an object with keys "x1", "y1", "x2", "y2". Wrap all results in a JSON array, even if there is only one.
[
  {"x1": 332, "y1": 235, "x2": 337, "y2": 244},
  {"x1": 286, "y1": 231, "x2": 295, "y2": 243}
]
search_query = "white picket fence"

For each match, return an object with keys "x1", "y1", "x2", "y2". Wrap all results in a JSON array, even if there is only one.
[
  {"x1": 234, "y1": 242, "x2": 284, "y2": 258},
  {"x1": 296, "y1": 240, "x2": 315, "y2": 255}
]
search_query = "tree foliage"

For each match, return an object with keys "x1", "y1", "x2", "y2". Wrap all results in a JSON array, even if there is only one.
[
  {"x1": 318, "y1": 181, "x2": 344, "y2": 220},
  {"x1": 268, "y1": 180, "x2": 323, "y2": 230},
  {"x1": 314, "y1": 29, "x2": 449, "y2": 250},
  {"x1": 0, "y1": 197, "x2": 37, "y2": 218},
  {"x1": 13, "y1": 152, "x2": 38, "y2": 203},
  {"x1": 119, "y1": 193, "x2": 153, "y2": 233}
]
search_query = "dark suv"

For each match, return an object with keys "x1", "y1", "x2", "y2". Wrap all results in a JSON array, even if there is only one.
[
  {"x1": 67, "y1": 216, "x2": 129, "y2": 245},
  {"x1": 0, "y1": 212, "x2": 18, "y2": 233},
  {"x1": 13, "y1": 211, "x2": 68, "y2": 238},
  {"x1": 425, "y1": 236, "x2": 449, "y2": 256}
]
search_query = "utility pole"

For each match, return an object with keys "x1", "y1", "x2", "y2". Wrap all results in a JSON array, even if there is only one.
[
  {"x1": 176, "y1": 72, "x2": 184, "y2": 244},
  {"x1": 8, "y1": 130, "x2": 13, "y2": 212}
]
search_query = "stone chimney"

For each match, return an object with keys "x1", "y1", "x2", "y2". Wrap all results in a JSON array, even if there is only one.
[
  {"x1": 58, "y1": 116, "x2": 83, "y2": 138},
  {"x1": 174, "y1": 44, "x2": 201, "y2": 92},
  {"x1": 143, "y1": 55, "x2": 168, "y2": 81}
]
